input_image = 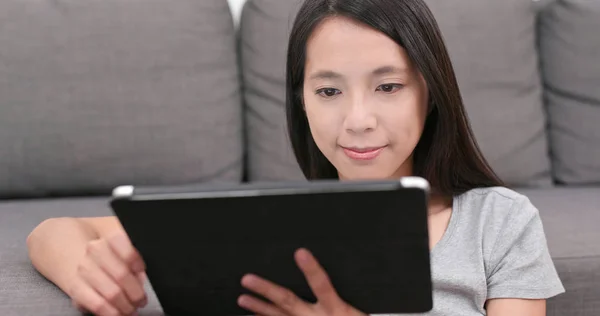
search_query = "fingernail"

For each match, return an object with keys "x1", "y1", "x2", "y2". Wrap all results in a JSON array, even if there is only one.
[
  {"x1": 141, "y1": 297, "x2": 148, "y2": 307},
  {"x1": 240, "y1": 274, "x2": 250, "y2": 286},
  {"x1": 237, "y1": 295, "x2": 247, "y2": 307},
  {"x1": 296, "y1": 249, "x2": 310, "y2": 264},
  {"x1": 241, "y1": 274, "x2": 256, "y2": 287}
]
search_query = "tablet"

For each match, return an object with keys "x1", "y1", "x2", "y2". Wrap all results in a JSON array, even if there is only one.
[{"x1": 110, "y1": 177, "x2": 433, "y2": 316}]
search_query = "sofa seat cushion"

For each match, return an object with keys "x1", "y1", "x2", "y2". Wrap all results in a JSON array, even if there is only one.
[
  {"x1": 517, "y1": 187, "x2": 600, "y2": 315},
  {"x1": 0, "y1": 198, "x2": 163, "y2": 315},
  {"x1": 518, "y1": 187, "x2": 600, "y2": 258},
  {"x1": 1, "y1": 188, "x2": 598, "y2": 315}
]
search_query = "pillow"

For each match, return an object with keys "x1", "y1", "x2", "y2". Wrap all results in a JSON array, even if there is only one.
[
  {"x1": 424, "y1": 0, "x2": 554, "y2": 186},
  {"x1": 0, "y1": 0, "x2": 243, "y2": 197},
  {"x1": 539, "y1": 0, "x2": 600, "y2": 185},
  {"x1": 240, "y1": 0, "x2": 305, "y2": 181}
]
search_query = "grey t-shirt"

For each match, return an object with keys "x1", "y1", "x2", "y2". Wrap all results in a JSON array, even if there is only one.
[{"x1": 380, "y1": 186, "x2": 565, "y2": 316}]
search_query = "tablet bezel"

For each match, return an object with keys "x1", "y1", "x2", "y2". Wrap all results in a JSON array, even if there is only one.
[
  {"x1": 111, "y1": 177, "x2": 433, "y2": 315},
  {"x1": 112, "y1": 176, "x2": 430, "y2": 201}
]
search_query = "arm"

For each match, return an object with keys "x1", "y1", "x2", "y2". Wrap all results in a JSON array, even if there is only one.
[
  {"x1": 484, "y1": 195, "x2": 564, "y2": 316},
  {"x1": 486, "y1": 298, "x2": 546, "y2": 316},
  {"x1": 27, "y1": 216, "x2": 122, "y2": 292}
]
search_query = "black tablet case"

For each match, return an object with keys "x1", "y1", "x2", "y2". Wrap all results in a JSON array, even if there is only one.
[{"x1": 112, "y1": 184, "x2": 432, "y2": 315}]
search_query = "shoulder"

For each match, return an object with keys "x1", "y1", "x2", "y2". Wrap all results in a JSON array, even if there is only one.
[
  {"x1": 459, "y1": 186, "x2": 532, "y2": 207},
  {"x1": 454, "y1": 187, "x2": 545, "y2": 268},
  {"x1": 457, "y1": 186, "x2": 539, "y2": 224},
  {"x1": 456, "y1": 187, "x2": 551, "y2": 269},
  {"x1": 458, "y1": 188, "x2": 566, "y2": 299}
]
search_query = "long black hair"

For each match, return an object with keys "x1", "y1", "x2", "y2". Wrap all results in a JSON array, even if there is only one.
[{"x1": 286, "y1": 0, "x2": 504, "y2": 196}]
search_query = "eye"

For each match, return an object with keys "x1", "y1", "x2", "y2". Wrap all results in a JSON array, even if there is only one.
[
  {"x1": 316, "y1": 88, "x2": 342, "y2": 98},
  {"x1": 376, "y1": 83, "x2": 403, "y2": 93}
]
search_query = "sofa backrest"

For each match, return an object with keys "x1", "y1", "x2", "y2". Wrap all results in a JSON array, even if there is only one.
[
  {"x1": 1, "y1": 0, "x2": 598, "y2": 198},
  {"x1": 539, "y1": 1, "x2": 600, "y2": 185},
  {"x1": 239, "y1": 0, "x2": 600, "y2": 187},
  {"x1": 240, "y1": 0, "x2": 306, "y2": 182},
  {"x1": 0, "y1": 0, "x2": 243, "y2": 198}
]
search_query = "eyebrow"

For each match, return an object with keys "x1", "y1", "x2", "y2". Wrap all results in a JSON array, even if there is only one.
[
  {"x1": 371, "y1": 65, "x2": 407, "y2": 76},
  {"x1": 307, "y1": 65, "x2": 407, "y2": 80},
  {"x1": 308, "y1": 70, "x2": 343, "y2": 80}
]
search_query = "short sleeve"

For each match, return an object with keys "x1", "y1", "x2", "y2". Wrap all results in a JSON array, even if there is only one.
[{"x1": 486, "y1": 195, "x2": 566, "y2": 300}]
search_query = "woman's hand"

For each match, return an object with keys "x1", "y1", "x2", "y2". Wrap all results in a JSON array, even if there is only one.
[
  {"x1": 69, "y1": 232, "x2": 148, "y2": 316},
  {"x1": 238, "y1": 248, "x2": 367, "y2": 316}
]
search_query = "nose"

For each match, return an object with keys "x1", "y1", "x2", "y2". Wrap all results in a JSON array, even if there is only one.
[{"x1": 343, "y1": 95, "x2": 377, "y2": 134}]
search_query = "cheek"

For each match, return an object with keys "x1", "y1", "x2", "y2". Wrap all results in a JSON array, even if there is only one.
[
  {"x1": 305, "y1": 104, "x2": 338, "y2": 145},
  {"x1": 382, "y1": 97, "x2": 427, "y2": 143}
]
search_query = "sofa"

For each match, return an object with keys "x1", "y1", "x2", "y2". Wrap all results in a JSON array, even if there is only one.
[{"x1": 0, "y1": 0, "x2": 598, "y2": 315}]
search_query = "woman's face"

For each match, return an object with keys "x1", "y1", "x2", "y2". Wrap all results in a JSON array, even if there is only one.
[{"x1": 303, "y1": 16, "x2": 429, "y2": 180}]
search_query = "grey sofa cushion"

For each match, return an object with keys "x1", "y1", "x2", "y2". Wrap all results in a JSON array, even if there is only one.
[
  {"x1": 424, "y1": 0, "x2": 553, "y2": 186},
  {"x1": 0, "y1": 0, "x2": 243, "y2": 198},
  {"x1": 518, "y1": 187, "x2": 600, "y2": 315},
  {"x1": 0, "y1": 198, "x2": 163, "y2": 315},
  {"x1": 240, "y1": 0, "x2": 305, "y2": 181},
  {"x1": 519, "y1": 188, "x2": 600, "y2": 259},
  {"x1": 549, "y1": 258, "x2": 600, "y2": 316},
  {"x1": 240, "y1": 0, "x2": 553, "y2": 186},
  {"x1": 539, "y1": 0, "x2": 600, "y2": 185},
  {"x1": 1, "y1": 187, "x2": 599, "y2": 315}
]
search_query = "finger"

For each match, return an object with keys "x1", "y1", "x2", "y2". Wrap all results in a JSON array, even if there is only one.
[
  {"x1": 137, "y1": 271, "x2": 147, "y2": 285},
  {"x1": 237, "y1": 294, "x2": 287, "y2": 316},
  {"x1": 107, "y1": 233, "x2": 146, "y2": 273},
  {"x1": 295, "y1": 248, "x2": 343, "y2": 310},
  {"x1": 71, "y1": 300, "x2": 88, "y2": 314},
  {"x1": 69, "y1": 281, "x2": 120, "y2": 316},
  {"x1": 136, "y1": 272, "x2": 149, "y2": 307},
  {"x1": 88, "y1": 239, "x2": 147, "y2": 307},
  {"x1": 78, "y1": 255, "x2": 137, "y2": 315},
  {"x1": 241, "y1": 274, "x2": 313, "y2": 315}
]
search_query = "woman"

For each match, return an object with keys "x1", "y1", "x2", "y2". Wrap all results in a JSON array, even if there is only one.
[{"x1": 26, "y1": 0, "x2": 565, "y2": 315}]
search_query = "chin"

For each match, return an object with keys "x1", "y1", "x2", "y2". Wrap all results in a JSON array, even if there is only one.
[{"x1": 338, "y1": 167, "x2": 399, "y2": 181}]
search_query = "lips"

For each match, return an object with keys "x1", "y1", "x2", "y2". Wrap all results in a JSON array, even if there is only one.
[{"x1": 342, "y1": 146, "x2": 386, "y2": 161}]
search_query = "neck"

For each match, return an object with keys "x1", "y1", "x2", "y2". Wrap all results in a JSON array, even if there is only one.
[{"x1": 428, "y1": 193, "x2": 452, "y2": 215}]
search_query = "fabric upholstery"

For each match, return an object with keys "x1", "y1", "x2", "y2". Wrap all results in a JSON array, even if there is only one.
[
  {"x1": 518, "y1": 188, "x2": 600, "y2": 258},
  {"x1": 0, "y1": 0, "x2": 243, "y2": 198},
  {"x1": 1, "y1": 188, "x2": 598, "y2": 315},
  {"x1": 548, "y1": 258, "x2": 600, "y2": 316},
  {"x1": 539, "y1": 0, "x2": 600, "y2": 185},
  {"x1": 423, "y1": 0, "x2": 553, "y2": 186},
  {"x1": 0, "y1": 0, "x2": 598, "y2": 314},
  {"x1": 0, "y1": 198, "x2": 163, "y2": 315},
  {"x1": 518, "y1": 188, "x2": 600, "y2": 315},
  {"x1": 240, "y1": 0, "x2": 305, "y2": 181}
]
